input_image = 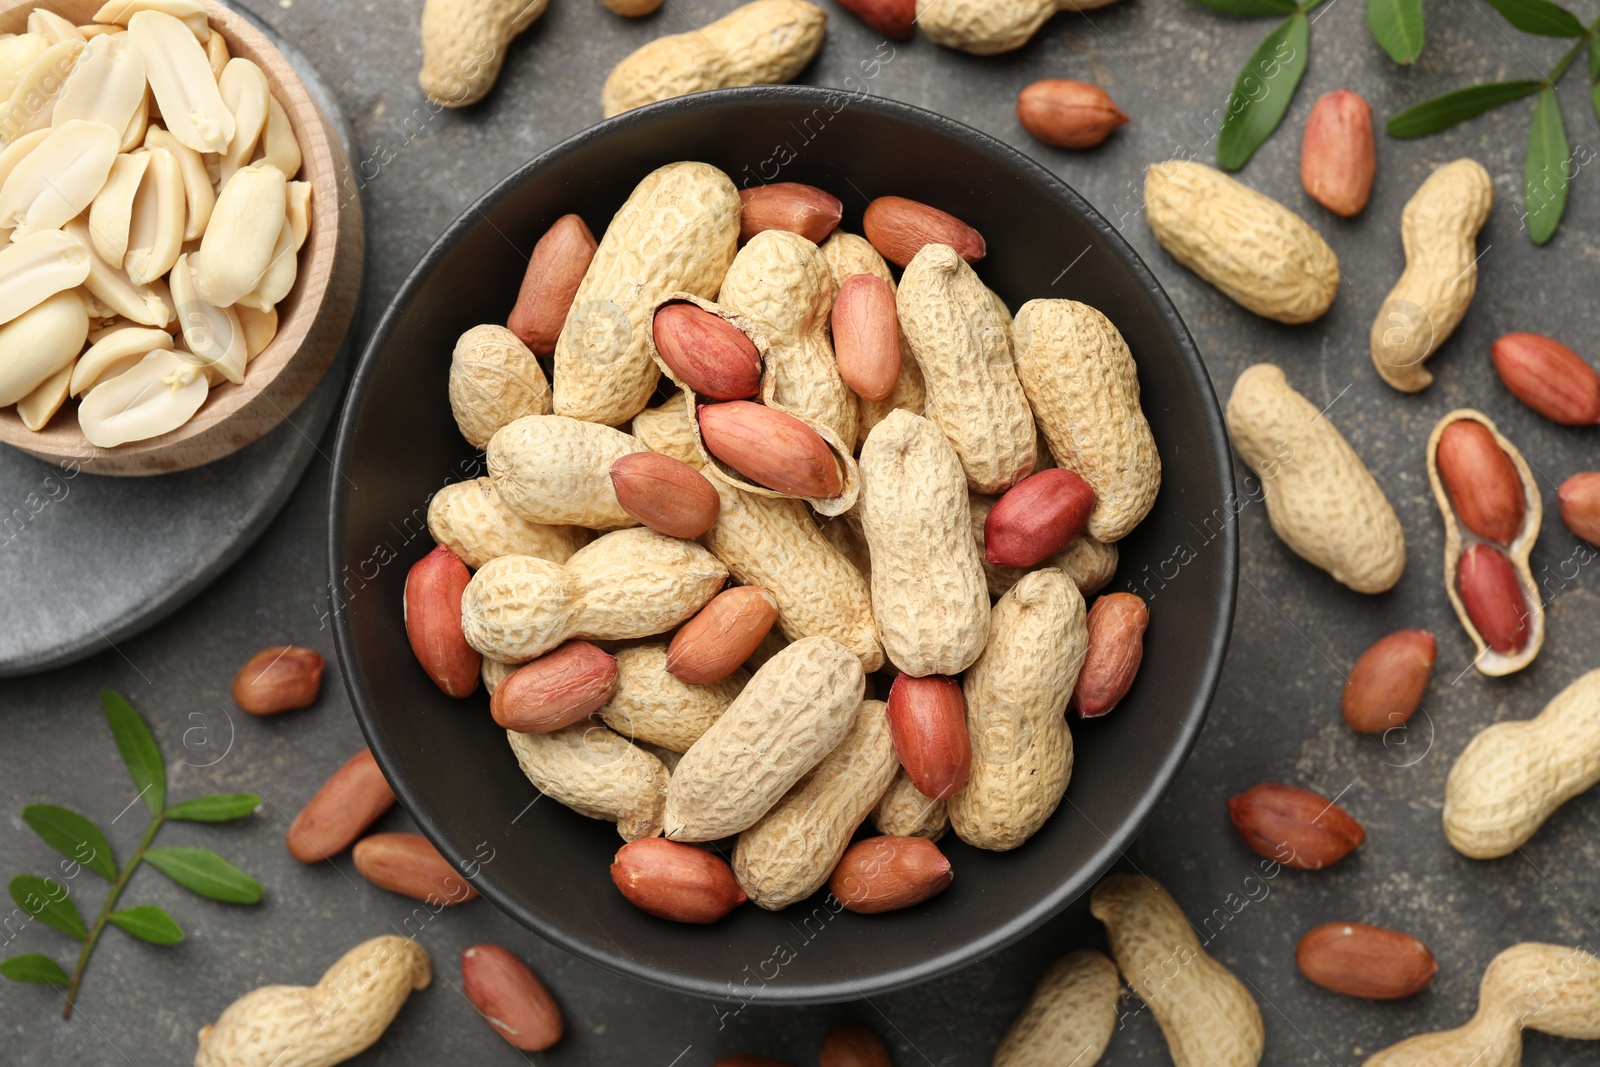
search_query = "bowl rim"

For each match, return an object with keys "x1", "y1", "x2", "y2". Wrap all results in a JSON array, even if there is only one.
[{"x1": 329, "y1": 84, "x2": 1238, "y2": 1003}]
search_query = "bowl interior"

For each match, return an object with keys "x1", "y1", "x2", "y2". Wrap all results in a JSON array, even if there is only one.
[
  {"x1": 331, "y1": 86, "x2": 1235, "y2": 1003},
  {"x1": 0, "y1": 0, "x2": 348, "y2": 472}
]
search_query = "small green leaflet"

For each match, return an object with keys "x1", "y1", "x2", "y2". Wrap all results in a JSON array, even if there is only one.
[
  {"x1": 102, "y1": 691, "x2": 165, "y2": 816},
  {"x1": 144, "y1": 848, "x2": 262, "y2": 904},
  {"x1": 1367, "y1": 0, "x2": 1425, "y2": 64},
  {"x1": 21, "y1": 805, "x2": 116, "y2": 881},
  {"x1": 165, "y1": 794, "x2": 261, "y2": 823},
  {"x1": 1524, "y1": 89, "x2": 1571, "y2": 244},
  {"x1": 1217, "y1": 13, "x2": 1310, "y2": 170},
  {"x1": 107, "y1": 906, "x2": 184, "y2": 945},
  {"x1": 8, "y1": 875, "x2": 86, "y2": 939},
  {"x1": 1388, "y1": 80, "x2": 1544, "y2": 137},
  {"x1": 1482, "y1": 0, "x2": 1587, "y2": 37},
  {"x1": 1188, "y1": 0, "x2": 1298, "y2": 14},
  {"x1": 1589, "y1": 37, "x2": 1599, "y2": 82},
  {"x1": 0, "y1": 954, "x2": 70, "y2": 986}
]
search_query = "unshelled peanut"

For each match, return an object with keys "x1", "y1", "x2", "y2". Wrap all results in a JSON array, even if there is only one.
[
  {"x1": 428, "y1": 478, "x2": 590, "y2": 570},
  {"x1": 506, "y1": 724, "x2": 669, "y2": 840},
  {"x1": 993, "y1": 950, "x2": 1120, "y2": 1067}
]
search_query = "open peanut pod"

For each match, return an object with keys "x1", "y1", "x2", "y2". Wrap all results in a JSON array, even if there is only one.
[
  {"x1": 1425, "y1": 409, "x2": 1544, "y2": 676},
  {"x1": 646, "y1": 292, "x2": 860, "y2": 516}
]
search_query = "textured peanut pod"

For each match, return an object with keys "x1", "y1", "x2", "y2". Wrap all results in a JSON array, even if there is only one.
[
  {"x1": 632, "y1": 396, "x2": 883, "y2": 670},
  {"x1": 1442, "y1": 669, "x2": 1600, "y2": 859},
  {"x1": 970, "y1": 493, "x2": 1119, "y2": 598},
  {"x1": 427, "y1": 478, "x2": 589, "y2": 571},
  {"x1": 917, "y1": 0, "x2": 1124, "y2": 54},
  {"x1": 897, "y1": 244, "x2": 1036, "y2": 493},
  {"x1": 858, "y1": 410, "x2": 990, "y2": 677},
  {"x1": 194, "y1": 936, "x2": 431, "y2": 1067},
  {"x1": 419, "y1": 0, "x2": 548, "y2": 107},
  {"x1": 647, "y1": 294, "x2": 861, "y2": 516},
  {"x1": 664, "y1": 636, "x2": 865, "y2": 841},
  {"x1": 1370, "y1": 159, "x2": 1493, "y2": 391},
  {"x1": 460, "y1": 528, "x2": 729, "y2": 662},
  {"x1": 870, "y1": 767, "x2": 948, "y2": 840},
  {"x1": 481, "y1": 657, "x2": 516, "y2": 696},
  {"x1": 817, "y1": 511, "x2": 872, "y2": 585},
  {"x1": 949, "y1": 569, "x2": 1086, "y2": 851},
  {"x1": 506, "y1": 723, "x2": 669, "y2": 840},
  {"x1": 598, "y1": 643, "x2": 747, "y2": 752},
  {"x1": 993, "y1": 950, "x2": 1120, "y2": 1067},
  {"x1": 553, "y1": 162, "x2": 740, "y2": 425},
  {"x1": 732, "y1": 697, "x2": 898, "y2": 909},
  {"x1": 1145, "y1": 160, "x2": 1339, "y2": 324},
  {"x1": 487, "y1": 415, "x2": 643, "y2": 530},
  {"x1": 818, "y1": 231, "x2": 926, "y2": 447},
  {"x1": 720, "y1": 229, "x2": 855, "y2": 446},
  {"x1": 1013, "y1": 299, "x2": 1159, "y2": 541},
  {"x1": 1091, "y1": 875, "x2": 1265, "y2": 1067},
  {"x1": 1226, "y1": 364, "x2": 1406, "y2": 594},
  {"x1": 1364, "y1": 943, "x2": 1600, "y2": 1066},
  {"x1": 600, "y1": 0, "x2": 827, "y2": 118},
  {"x1": 449, "y1": 325, "x2": 552, "y2": 450},
  {"x1": 1425, "y1": 410, "x2": 1543, "y2": 675}
]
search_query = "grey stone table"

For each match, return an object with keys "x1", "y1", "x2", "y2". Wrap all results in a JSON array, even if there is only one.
[{"x1": 4, "y1": 0, "x2": 1599, "y2": 1063}]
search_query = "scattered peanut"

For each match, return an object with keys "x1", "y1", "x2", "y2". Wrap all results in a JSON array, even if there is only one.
[
  {"x1": 352, "y1": 833, "x2": 478, "y2": 904},
  {"x1": 1227, "y1": 782, "x2": 1365, "y2": 870},
  {"x1": 1300, "y1": 90, "x2": 1376, "y2": 217},
  {"x1": 286, "y1": 749, "x2": 396, "y2": 864},
  {"x1": 1145, "y1": 160, "x2": 1339, "y2": 324},
  {"x1": 820, "y1": 1024, "x2": 894, "y2": 1067},
  {"x1": 833, "y1": 0, "x2": 915, "y2": 38},
  {"x1": 1341, "y1": 630, "x2": 1435, "y2": 734},
  {"x1": 1365, "y1": 943, "x2": 1600, "y2": 1066},
  {"x1": 917, "y1": 0, "x2": 1126, "y2": 55},
  {"x1": 1091, "y1": 875, "x2": 1264, "y2": 1067},
  {"x1": 970, "y1": 493, "x2": 1120, "y2": 598},
  {"x1": 1296, "y1": 922, "x2": 1437, "y2": 1000},
  {"x1": 600, "y1": 0, "x2": 826, "y2": 117},
  {"x1": 419, "y1": 0, "x2": 548, "y2": 106},
  {"x1": 1491, "y1": 332, "x2": 1600, "y2": 425},
  {"x1": 1016, "y1": 79, "x2": 1128, "y2": 149},
  {"x1": 1370, "y1": 159, "x2": 1493, "y2": 392},
  {"x1": 194, "y1": 936, "x2": 430, "y2": 1067},
  {"x1": 231, "y1": 645, "x2": 323, "y2": 715},
  {"x1": 460, "y1": 944, "x2": 563, "y2": 1051},
  {"x1": 1443, "y1": 669, "x2": 1600, "y2": 859},
  {"x1": 1226, "y1": 364, "x2": 1406, "y2": 594},
  {"x1": 993, "y1": 950, "x2": 1120, "y2": 1067},
  {"x1": 1560, "y1": 472, "x2": 1600, "y2": 545}
]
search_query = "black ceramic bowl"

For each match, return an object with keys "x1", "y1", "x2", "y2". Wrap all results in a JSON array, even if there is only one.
[{"x1": 330, "y1": 86, "x2": 1235, "y2": 1004}]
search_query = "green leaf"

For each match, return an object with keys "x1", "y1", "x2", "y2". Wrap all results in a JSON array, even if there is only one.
[
  {"x1": 1588, "y1": 37, "x2": 1599, "y2": 83},
  {"x1": 108, "y1": 905, "x2": 184, "y2": 945},
  {"x1": 144, "y1": 848, "x2": 262, "y2": 904},
  {"x1": 0, "y1": 954, "x2": 70, "y2": 986},
  {"x1": 1188, "y1": 0, "x2": 1299, "y2": 14},
  {"x1": 1367, "y1": 0, "x2": 1425, "y2": 64},
  {"x1": 21, "y1": 805, "x2": 116, "y2": 881},
  {"x1": 102, "y1": 690, "x2": 165, "y2": 816},
  {"x1": 1593, "y1": 80, "x2": 1600, "y2": 123},
  {"x1": 165, "y1": 794, "x2": 261, "y2": 823},
  {"x1": 8, "y1": 875, "x2": 86, "y2": 939},
  {"x1": 1524, "y1": 88, "x2": 1571, "y2": 245},
  {"x1": 1482, "y1": 0, "x2": 1587, "y2": 37},
  {"x1": 1217, "y1": 14, "x2": 1310, "y2": 170},
  {"x1": 1388, "y1": 80, "x2": 1545, "y2": 136}
]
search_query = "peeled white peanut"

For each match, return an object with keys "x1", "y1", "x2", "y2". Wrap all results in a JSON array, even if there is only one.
[
  {"x1": 124, "y1": 144, "x2": 184, "y2": 285},
  {"x1": 0, "y1": 118, "x2": 119, "y2": 238},
  {"x1": 16, "y1": 361, "x2": 72, "y2": 430},
  {"x1": 145, "y1": 124, "x2": 212, "y2": 238},
  {"x1": 168, "y1": 252, "x2": 246, "y2": 384},
  {"x1": 205, "y1": 24, "x2": 227, "y2": 80},
  {"x1": 236, "y1": 304, "x2": 276, "y2": 359},
  {"x1": 95, "y1": 1, "x2": 211, "y2": 42},
  {"x1": 88, "y1": 149, "x2": 150, "y2": 267},
  {"x1": 118, "y1": 85, "x2": 147, "y2": 150},
  {"x1": 28, "y1": 9, "x2": 85, "y2": 45},
  {"x1": 0, "y1": 228, "x2": 90, "y2": 326},
  {"x1": 0, "y1": 129, "x2": 49, "y2": 193},
  {"x1": 76, "y1": 285, "x2": 118, "y2": 322},
  {"x1": 256, "y1": 93, "x2": 300, "y2": 178},
  {"x1": 216, "y1": 57, "x2": 266, "y2": 185},
  {"x1": 70, "y1": 323, "x2": 173, "y2": 396},
  {"x1": 129, "y1": 10, "x2": 231, "y2": 153},
  {"x1": 0, "y1": 290, "x2": 90, "y2": 406},
  {"x1": 78, "y1": 347, "x2": 209, "y2": 447},
  {"x1": 0, "y1": 39, "x2": 84, "y2": 141},
  {"x1": 0, "y1": 34, "x2": 49, "y2": 102},
  {"x1": 64, "y1": 215, "x2": 171, "y2": 327},
  {"x1": 238, "y1": 182, "x2": 309, "y2": 312},
  {"x1": 52, "y1": 30, "x2": 145, "y2": 134},
  {"x1": 196, "y1": 162, "x2": 286, "y2": 306}
]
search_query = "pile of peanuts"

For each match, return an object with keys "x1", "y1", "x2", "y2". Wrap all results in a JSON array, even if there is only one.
[{"x1": 395, "y1": 161, "x2": 1159, "y2": 923}]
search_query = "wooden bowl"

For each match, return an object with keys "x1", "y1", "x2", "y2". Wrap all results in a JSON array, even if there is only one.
[{"x1": 0, "y1": 0, "x2": 361, "y2": 475}]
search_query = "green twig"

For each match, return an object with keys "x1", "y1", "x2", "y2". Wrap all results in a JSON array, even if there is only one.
[{"x1": 62, "y1": 814, "x2": 165, "y2": 1020}]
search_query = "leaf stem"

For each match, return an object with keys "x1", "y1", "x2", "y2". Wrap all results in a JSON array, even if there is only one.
[
  {"x1": 62, "y1": 813, "x2": 165, "y2": 1020},
  {"x1": 1549, "y1": 16, "x2": 1600, "y2": 86}
]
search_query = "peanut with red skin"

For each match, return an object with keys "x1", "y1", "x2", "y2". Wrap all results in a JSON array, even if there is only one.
[
  {"x1": 820, "y1": 1024, "x2": 893, "y2": 1067},
  {"x1": 984, "y1": 468, "x2": 1096, "y2": 567},
  {"x1": 1296, "y1": 922, "x2": 1437, "y2": 1000},
  {"x1": 460, "y1": 944, "x2": 563, "y2": 1050},
  {"x1": 833, "y1": 0, "x2": 914, "y2": 37},
  {"x1": 609, "y1": 451, "x2": 722, "y2": 538},
  {"x1": 829, "y1": 835, "x2": 953, "y2": 913},
  {"x1": 651, "y1": 302, "x2": 762, "y2": 401},
  {"x1": 1300, "y1": 90, "x2": 1376, "y2": 217},
  {"x1": 737, "y1": 182, "x2": 842, "y2": 243},
  {"x1": 1074, "y1": 592, "x2": 1147, "y2": 718},
  {"x1": 698, "y1": 400, "x2": 843, "y2": 499},
  {"x1": 1492, "y1": 332, "x2": 1600, "y2": 425},
  {"x1": 1559, "y1": 472, "x2": 1600, "y2": 545},
  {"x1": 831, "y1": 273, "x2": 901, "y2": 403},
  {"x1": 886, "y1": 674, "x2": 971, "y2": 800},
  {"x1": 1341, "y1": 630, "x2": 1435, "y2": 733},
  {"x1": 506, "y1": 214, "x2": 596, "y2": 355},
  {"x1": 863, "y1": 196, "x2": 986, "y2": 266},
  {"x1": 490, "y1": 641, "x2": 618, "y2": 733},
  {"x1": 666, "y1": 585, "x2": 779, "y2": 684},
  {"x1": 404, "y1": 545, "x2": 480, "y2": 698},
  {"x1": 1227, "y1": 782, "x2": 1365, "y2": 870},
  {"x1": 286, "y1": 749, "x2": 396, "y2": 863},
  {"x1": 232, "y1": 645, "x2": 323, "y2": 715},
  {"x1": 1017, "y1": 79, "x2": 1128, "y2": 149},
  {"x1": 1457, "y1": 544, "x2": 1531, "y2": 653},
  {"x1": 1436, "y1": 420, "x2": 1524, "y2": 545},
  {"x1": 611, "y1": 838, "x2": 746, "y2": 923},
  {"x1": 352, "y1": 833, "x2": 478, "y2": 904}
]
